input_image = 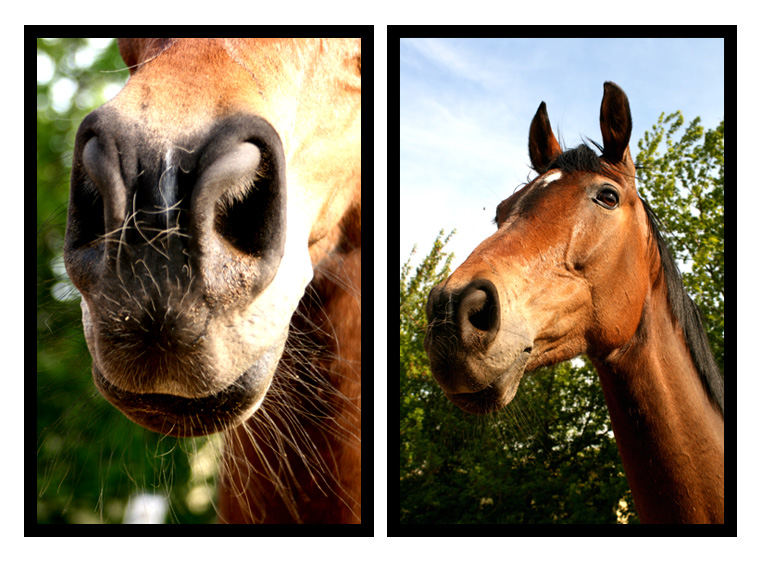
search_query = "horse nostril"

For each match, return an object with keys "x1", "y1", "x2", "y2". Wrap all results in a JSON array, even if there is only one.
[
  {"x1": 456, "y1": 279, "x2": 500, "y2": 348},
  {"x1": 190, "y1": 116, "x2": 288, "y2": 304},
  {"x1": 202, "y1": 142, "x2": 269, "y2": 256},
  {"x1": 464, "y1": 289, "x2": 492, "y2": 331}
]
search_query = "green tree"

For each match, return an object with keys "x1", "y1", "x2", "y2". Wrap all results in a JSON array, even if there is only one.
[
  {"x1": 399, "y1": 113, "x2": 723, "y2": 524},
  {"x1": 37, "y1": 38, "x2": 218, "y2": 524}
]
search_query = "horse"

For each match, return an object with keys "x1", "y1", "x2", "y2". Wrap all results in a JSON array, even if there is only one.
[
  {"x1": 62, "y1": 38, "x2": 362, "y2": 524},
  {"x1": 424, "y1": 82, "x2": 723, "y2": 524}
]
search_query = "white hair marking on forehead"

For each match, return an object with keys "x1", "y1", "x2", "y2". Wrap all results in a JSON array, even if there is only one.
[
  {"x1": 498, "y1": 170, "x2": 565, "y2": 226},
  {"x1": 534, "y1": 170, "x2": 562, "y2": 190}
]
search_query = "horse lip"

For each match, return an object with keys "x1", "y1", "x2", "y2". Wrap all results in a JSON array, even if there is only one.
[
  {"x1": 445, "y1": 349, "x2": 531, "y2": 414},
  {"x1": 92, "y1": 358, "x2": 275, "y2": 437}
]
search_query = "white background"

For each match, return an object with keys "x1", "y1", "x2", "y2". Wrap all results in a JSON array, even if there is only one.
[{"x1": 15, "y1": 5, "x2": 757, "y2": 564}]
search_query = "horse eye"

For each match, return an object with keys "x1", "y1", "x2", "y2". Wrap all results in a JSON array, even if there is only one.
[{"x1": 594, "y1": 187, "x2": 619, "y2": 209}]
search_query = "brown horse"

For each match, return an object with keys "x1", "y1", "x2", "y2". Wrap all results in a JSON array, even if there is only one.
[
  {"x1": 425, "y1": 82, "x2": 723, "y2": 524},
  {"x1": 63, "y1": 38, "x2": 361, "y2": 524}
]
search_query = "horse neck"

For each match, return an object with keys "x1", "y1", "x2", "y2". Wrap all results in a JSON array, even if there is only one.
[{"x1": 591, "y1": 277, "x2": 724, "y2": 523}]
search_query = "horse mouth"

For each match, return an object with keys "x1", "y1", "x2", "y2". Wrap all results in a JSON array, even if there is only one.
[
  {"x1": 443, "y1": 350, "x2": 531, "y2": 415},
  {"x1": 92, "y1": 359, "x2": 277, "y2": 437}
]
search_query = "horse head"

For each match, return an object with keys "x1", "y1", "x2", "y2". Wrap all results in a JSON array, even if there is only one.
[{"x1": 425, "y1": 82, "x2": 649, "y2": 414}]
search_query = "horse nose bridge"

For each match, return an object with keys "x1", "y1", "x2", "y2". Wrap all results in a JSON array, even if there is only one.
[{"x1": 70, "y1": 107, "x2": 190, "y2": 234}]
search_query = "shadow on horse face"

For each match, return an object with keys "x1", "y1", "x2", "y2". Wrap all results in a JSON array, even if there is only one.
[{"x1": 64, "y1": 38, "x2": 361, "y2": 439}]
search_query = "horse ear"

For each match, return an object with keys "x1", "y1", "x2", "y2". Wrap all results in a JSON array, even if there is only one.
[
  {"x1": 599, "y1": 82, "x2": 632, "y2": 164},
  {"x1": 118, "y1": 38, "x2": 141, "y2": 74},
  {"x1": 529, "y1": 102, "x2": 562, "y2": 173}
]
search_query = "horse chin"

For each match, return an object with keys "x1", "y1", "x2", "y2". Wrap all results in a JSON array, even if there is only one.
[
  {"x1": 91, "y1": 341, "x2": 285, "y2": 437},
  {"x1": 444, "y1": 350, "x2": 531, "y2": 415}
]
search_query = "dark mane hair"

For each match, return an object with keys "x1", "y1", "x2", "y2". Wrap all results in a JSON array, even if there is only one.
[
  {"x1": 545, "y1": 143, "x2": 604, "y2": 174},
  {"x1": 641, "y1": 200, "x2": 725, "y2": 415},
  {"x1": 540, "y1": 142, "x2": 724, "y2": 415}
]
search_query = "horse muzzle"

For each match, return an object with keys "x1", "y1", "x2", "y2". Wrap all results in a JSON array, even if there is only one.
[
  {"x1": 424, "y1": 278, "x2": 534, "y2": 414},
  {"x1": 64, "y1": 109, "x2": 311, "y2": 436}
]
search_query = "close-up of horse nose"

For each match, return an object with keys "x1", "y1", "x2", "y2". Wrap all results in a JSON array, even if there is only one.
[
  {"x1": 65, "y1": 111, "x2": 288, "y2": 306},
  {"x1": 63, "y1": 110, "x2": 291, "y2": 398}
]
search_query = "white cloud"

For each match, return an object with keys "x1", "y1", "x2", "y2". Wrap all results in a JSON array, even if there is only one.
[{"x1": 403, "y1": 38, "x2": 502, "y2": 89}]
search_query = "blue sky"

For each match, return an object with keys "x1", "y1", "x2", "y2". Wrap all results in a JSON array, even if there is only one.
[{"x1": 399, "y1": 37, "x2": 725, "y2": 269}]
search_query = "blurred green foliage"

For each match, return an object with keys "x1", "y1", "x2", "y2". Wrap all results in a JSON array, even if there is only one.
[
  {"x1": 399, "y1": 114, "x2": 724, "y2": 524},
  {"x1": 36, "y1": 38, "x2": 218, "y2": 524}
]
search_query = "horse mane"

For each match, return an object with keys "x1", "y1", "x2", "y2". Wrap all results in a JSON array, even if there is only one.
[
  {"x1": 640, "y1": 200, "x2": 725, "y2": 415},
  {"x1": 539, "y1": 142, "x2": 725, "y2": 415}
]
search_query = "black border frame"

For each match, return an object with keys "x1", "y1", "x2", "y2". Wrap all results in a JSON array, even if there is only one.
[
  {"x1": 29, "y1": 27, "x2": 375, "y2": 536},
  {"x1": 388, "y1": 25, "x2": 736, "y2": 537}
]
